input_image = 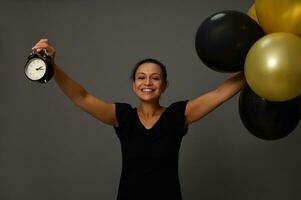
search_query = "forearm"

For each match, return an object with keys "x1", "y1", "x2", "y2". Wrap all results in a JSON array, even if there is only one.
[
  {"x1": 53, "y1": 64, "x2": 87, "y2": 104},
  {"x1": 216, "y1": 71, "x2": 246, "y2": 102},
  {"x1": 32, "y1": 39, "x2": 88, "y2": 104}
]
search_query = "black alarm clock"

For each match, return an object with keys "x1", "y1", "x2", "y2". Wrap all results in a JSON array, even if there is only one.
[{"x1": 24, "y1": 50, "x2": 54, "y2": 83}]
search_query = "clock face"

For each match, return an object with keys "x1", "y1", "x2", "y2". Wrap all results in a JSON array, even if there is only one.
[{"x1": 25, "y1": 58, "x2": 47, "y2": 80}]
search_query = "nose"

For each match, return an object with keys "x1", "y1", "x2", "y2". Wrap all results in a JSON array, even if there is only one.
[{"x1": 145, "y1": 77, "x2": 152, "y2": 85}]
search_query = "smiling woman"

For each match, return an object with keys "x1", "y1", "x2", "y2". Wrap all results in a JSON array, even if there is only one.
[
  {"x1": 31, "y1": 38, "x2": 245, "y2": 200},
  {"x1": 132, "y1": 59, "x2": 168, "y2": 103}
]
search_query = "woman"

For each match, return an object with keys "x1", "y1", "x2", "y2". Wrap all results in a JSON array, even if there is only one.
[{"x1": 32, "y1": 39, "x2": 245, "y2": 200}]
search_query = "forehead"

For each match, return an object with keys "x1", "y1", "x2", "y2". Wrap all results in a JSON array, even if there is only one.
[{"x1": 136, "y1": 63, "x2": 162, "y2": 74}]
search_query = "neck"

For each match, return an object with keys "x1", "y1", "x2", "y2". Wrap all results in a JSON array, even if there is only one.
[{"x1": 137, "y1": 101, "x2": 164, "y2": 118}]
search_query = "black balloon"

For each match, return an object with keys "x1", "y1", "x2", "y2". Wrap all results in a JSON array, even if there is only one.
[
  {"x1": 195, "y1": 10, "x2": 265, "y2": 72},
  {"x1": 239, "y1": 84, "x2": 301, "y2": 140}
]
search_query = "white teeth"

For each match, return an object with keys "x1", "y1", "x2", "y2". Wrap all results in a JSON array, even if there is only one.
[{"x1": 142, "y1": 89, "x2": 154, "y2": 92}]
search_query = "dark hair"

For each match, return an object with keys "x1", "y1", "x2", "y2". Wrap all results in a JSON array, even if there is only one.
[{"x1": 131, "y1": 58, "x2": 168, "y2": 84}]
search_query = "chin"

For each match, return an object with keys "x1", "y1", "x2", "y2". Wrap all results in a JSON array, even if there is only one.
[{"x1": 137, "y1": 95, "x2": 161, "y2": 102}]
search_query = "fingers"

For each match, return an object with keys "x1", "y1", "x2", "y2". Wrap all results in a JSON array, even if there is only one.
[
  {"x1": 32, "y1": 38, "x2": 51, "y2": 52},
  {"x1": 39, "y1": 38, "x2": 48, "y2": 43},
  {"x1": 31, "y1": 38, "x2": 56, "y2": 62}
]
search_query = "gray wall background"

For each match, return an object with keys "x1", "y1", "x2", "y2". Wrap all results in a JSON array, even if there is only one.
[{"x1": 1, "y1": 0, "x2": 301, "y2": 199}]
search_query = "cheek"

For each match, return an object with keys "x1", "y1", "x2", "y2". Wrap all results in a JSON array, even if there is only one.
[
  {"x1": 133, "y1": 81, "x2": 141, "y2": 90},
  {"x1": 158, "y1": 83, "x2": 166, "y2": 92},
  {"x1": 156, "y1": 82, "x2": 164, "y2": 89}
]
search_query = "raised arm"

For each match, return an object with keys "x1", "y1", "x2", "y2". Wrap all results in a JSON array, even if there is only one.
[
  {"x1": 32, "y1": 39, "x2": 117, "y2": 127},
  {"x1": 185, "y1": 72, "x2": 245, "y2": 126}
]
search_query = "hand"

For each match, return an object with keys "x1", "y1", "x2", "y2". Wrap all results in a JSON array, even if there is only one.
[{"x1": 32, "y1": 38, "x2": 56, "y2": 65}]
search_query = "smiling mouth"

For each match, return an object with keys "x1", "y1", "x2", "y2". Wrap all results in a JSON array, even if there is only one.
[{"x1": 141, "y1": 88, "x2": 155, "y2": 93}]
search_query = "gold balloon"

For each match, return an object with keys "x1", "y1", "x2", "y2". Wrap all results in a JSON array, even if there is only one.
[
  {"x1": 255, "y1": 0, "x2": 301, "y2": 36},
  {"x1": 245, "y1": 32, "x2": 301, "y2": 102},
  {"x1": 247, "y1": 4, "x2": 259, "y2": 23}
]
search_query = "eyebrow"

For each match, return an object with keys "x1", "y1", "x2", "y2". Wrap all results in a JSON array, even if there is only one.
[{"x1": 136, "y1": 72, "x2": 161, "y2": 76}]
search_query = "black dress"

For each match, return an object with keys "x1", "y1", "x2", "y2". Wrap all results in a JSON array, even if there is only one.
[{"x1": 114, "y1": 100, "x2": 189, "y2": 200}]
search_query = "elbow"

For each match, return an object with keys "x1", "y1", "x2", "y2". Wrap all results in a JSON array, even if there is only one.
[
  {"x1": 73, "y1": 90, "x2": 88, "y2": 107},
  {"x1": 215, "y1": 87, "x2": 235, "y2": 103}
]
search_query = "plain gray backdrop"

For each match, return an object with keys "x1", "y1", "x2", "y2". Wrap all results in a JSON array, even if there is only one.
[{"x1": 1, "y1": 0, "x2": 301, "y2": 199}]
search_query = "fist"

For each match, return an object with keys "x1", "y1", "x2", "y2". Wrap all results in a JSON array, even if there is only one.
[{"x1": 32, "y1": 39, "x2": 56, "y2": 64}]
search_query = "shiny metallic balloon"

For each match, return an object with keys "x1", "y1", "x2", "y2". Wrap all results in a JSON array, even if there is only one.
[
  {"x1": 245, "y1": 32, "x2": 301, "y2": 102},
  {"x1": 195, "y1": 10, "x2": 264, "y2": 73},
  {"x1": 239, "y1": 84, "x2": 301, "y2": 140},
  {"x1": 255, "y1": 0, "x2": 301, "y2": 36},
  {"x1": 247, "y1": 4, "x2": 258, "y2": 23}
]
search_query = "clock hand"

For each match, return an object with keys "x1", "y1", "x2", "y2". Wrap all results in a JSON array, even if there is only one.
[{"x1": 36, "y1": 66, "x2": 44, "y2": 70}]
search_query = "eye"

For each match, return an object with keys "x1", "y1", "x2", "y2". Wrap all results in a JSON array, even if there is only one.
[
  {"x1": 152, "y1": 77, "x2": 160, "y2": 80},
  {"x1": 137, "y1": 77, "x2": 145, "y2": 80}
]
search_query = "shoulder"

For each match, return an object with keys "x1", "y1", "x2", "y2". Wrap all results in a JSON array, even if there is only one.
[
  {"x1": 167, "y1": 100, "x2": 190, "y2": 135},
  {"x1": 114, "y1": 102, "x2": 134, "y2": 129},
  {"x1": 115, "y1": 102, "x2": 132, "y2": 110},
  {"x1": 167, "y1": 100, "x2": 189, "y2": 117},
  {"x1": 169, "y1": 100, "x2": 189, "y2": 111}
]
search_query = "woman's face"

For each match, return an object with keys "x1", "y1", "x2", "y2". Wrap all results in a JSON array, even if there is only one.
[{"x1": 133, "y1": 63, "x2": 167, "y2": 103}]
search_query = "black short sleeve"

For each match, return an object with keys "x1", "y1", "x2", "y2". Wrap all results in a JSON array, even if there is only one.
[
  {"x1": 114, "y1": 102, "x2": 132, "y2": 137},
  {"x1": 169, "y1": 100, "x2": 189, "y2": 136}
]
